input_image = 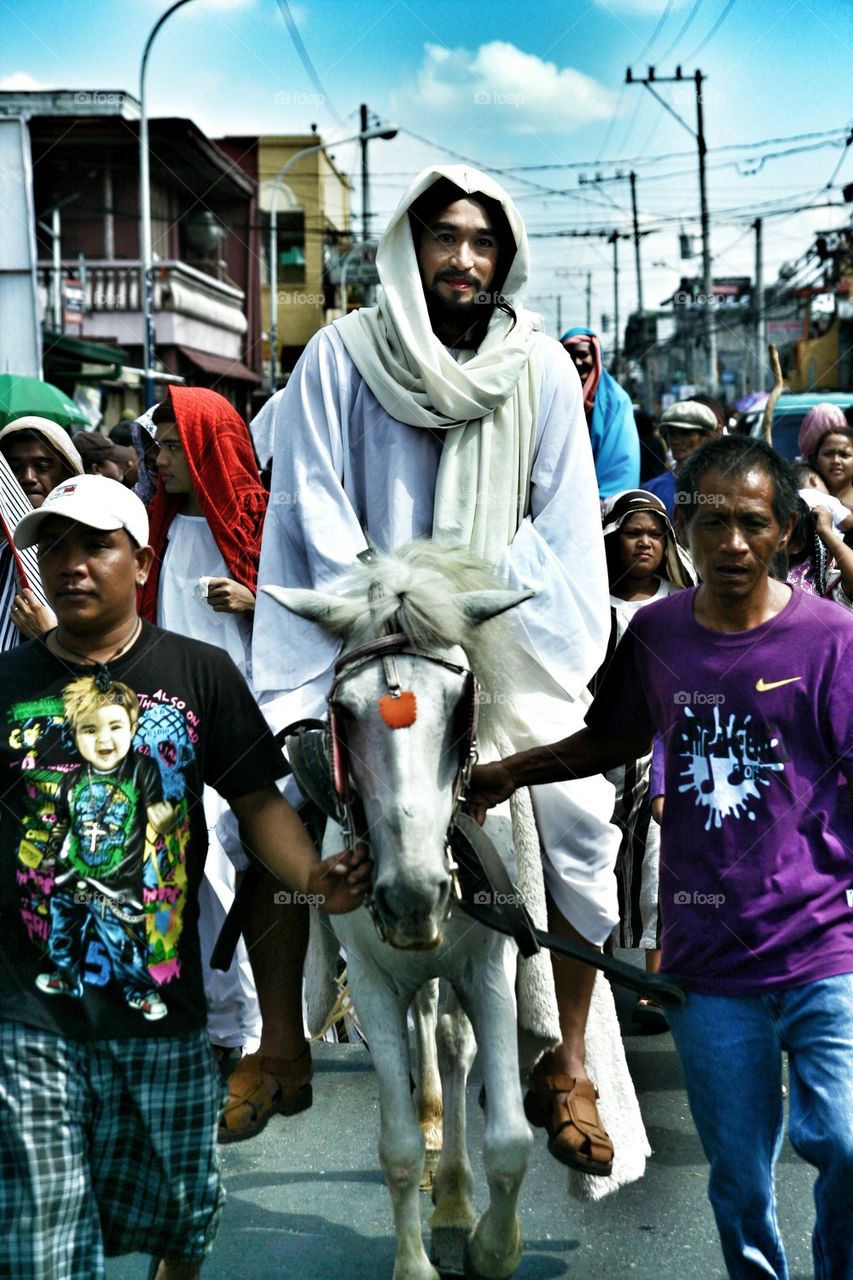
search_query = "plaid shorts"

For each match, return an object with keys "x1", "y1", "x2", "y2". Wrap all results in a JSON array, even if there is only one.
[{"x1": 0, "y1": 1020, "x2": 227, "y2": 1279}]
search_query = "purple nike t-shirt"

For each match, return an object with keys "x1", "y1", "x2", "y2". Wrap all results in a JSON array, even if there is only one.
[{"x1": 586, "y1": 586, "x2": 853, "y2": 994}]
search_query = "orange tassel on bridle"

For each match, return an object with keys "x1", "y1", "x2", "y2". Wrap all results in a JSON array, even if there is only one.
[{"x1": 379, "y1": 690, "x2": 417, "y2": 729}]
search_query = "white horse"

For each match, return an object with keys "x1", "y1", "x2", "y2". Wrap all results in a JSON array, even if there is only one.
[{"x1": 264, "y1": 543, "x2": 536, "y2": 1280}]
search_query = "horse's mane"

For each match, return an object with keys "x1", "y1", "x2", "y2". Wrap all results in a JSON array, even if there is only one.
[{"x1": 326, "y1": 542, "x2": 525, "y2": 742}]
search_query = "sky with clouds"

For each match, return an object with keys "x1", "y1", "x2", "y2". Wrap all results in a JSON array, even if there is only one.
[{"x1": 3, "y1": 0, "x2": 852, "y2": 345}]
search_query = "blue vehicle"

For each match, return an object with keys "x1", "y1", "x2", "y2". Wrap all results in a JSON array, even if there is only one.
[{"x1": 749, "y1": 391, "x2": 853, "y2": 460}]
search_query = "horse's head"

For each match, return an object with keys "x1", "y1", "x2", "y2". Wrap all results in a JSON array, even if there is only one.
[{"x1": 262, "y1": 544, "x2": 533, "y2": 950}]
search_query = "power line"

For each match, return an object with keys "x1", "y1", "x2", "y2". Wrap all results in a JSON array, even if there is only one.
[
  {"x1": 657, "y1": 0, "x2": 706, "y2": 63},
  {"x1": 685, "y1": 0, "x2": 738, "y2": 60},
  {"x1": 274, "y1": 0, "x2": 345, "y2": 127}
]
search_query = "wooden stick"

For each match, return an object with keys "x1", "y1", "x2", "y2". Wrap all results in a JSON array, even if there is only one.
[{"x1": 761, "y1": 344, "x2": 785, "y2": 446}]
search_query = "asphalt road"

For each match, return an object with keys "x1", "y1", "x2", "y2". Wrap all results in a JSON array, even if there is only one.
[{"x1": 106, "y1": 976, "x2": 817, "y2": 1280}]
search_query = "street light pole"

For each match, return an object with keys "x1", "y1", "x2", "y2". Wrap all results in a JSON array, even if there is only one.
[
  {"x1": 139, "y1": 0, "x2": 198, "y2": 409},
  {"x1": 268, "y1": 124, "x2": 396, "y2": 392}
]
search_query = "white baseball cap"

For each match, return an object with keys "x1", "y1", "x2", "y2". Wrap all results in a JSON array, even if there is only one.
[{"x1": 14, "y1": 474, "x2": 150, "y2": 550}]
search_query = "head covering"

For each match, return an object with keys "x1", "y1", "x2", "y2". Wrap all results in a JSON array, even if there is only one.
[
  {"x1": 139, "y1": 387, "x2": 268, "y2": 622},
  {"x1": 798, "y1": 402, "x2": 850, "y2": 459},
  {"x1": 73, "y1": 430, "x2": 133, "y2": 473},
  {"x1": 332, "y1": 164, "x2": 548, "y2": 560},
  {"x1": 0, "y1": 416, "x2": 84, "y2": 477},
  {"x1": 659, "y1": 400, "x2": 718, "y2": 435},
  {"x1": 130, "y1": 405, "x2": 159, "y2": 504},
  {"x1": 14, "y1": 474, "x2": 149, "y2": 549},
  {"x1": 560, "y1": 327, "x2": 602, "y2": 416},
  {"x1": 601, "y1": 489, "x2": 695, "y2": 589}
]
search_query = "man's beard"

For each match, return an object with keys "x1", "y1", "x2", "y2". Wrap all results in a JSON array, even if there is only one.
[{"x1": 424, "y1": 282, "x2": 492, "y2": 348}]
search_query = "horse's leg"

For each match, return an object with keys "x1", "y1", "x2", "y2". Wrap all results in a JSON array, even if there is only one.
[
  {"x1": 347, "y1": 961, "x2": 440, "y2": 1280},
  {"x1": 429, "y1": 986, "x2": 477, "y2": 1276},
  {"x1": 411, "y1": 979, "x2": 443, "y2": 1190},
  {"x1": 456, "y1": 944, "x2": 532, "y2": 1280}
]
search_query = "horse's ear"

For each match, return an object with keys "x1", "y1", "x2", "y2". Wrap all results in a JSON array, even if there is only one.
[
  {"x1": 455, "y1": 588, "x2": 536, "y2": 626},
  {"x1": 260, "y1": 584, "x2": 356, "y2": 633}
]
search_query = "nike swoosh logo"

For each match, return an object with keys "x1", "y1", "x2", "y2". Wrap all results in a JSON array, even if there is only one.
[{"x1": 755, "y1": 677, "x2": 802, "y2": 692}]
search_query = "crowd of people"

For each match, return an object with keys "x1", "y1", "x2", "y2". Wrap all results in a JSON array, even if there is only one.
[{"x1": 0, "y1": 165, "x2": 851, "y2": 1280}]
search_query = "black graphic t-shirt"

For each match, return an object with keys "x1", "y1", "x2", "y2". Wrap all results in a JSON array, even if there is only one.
[{"x1": 0, "y1": 621, "x2": 286, "y2": 1039}]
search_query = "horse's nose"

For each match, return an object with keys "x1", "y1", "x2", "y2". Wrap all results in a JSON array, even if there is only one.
[{"x1": 372, "y1": 875, "x2": 450, "y2": 943}]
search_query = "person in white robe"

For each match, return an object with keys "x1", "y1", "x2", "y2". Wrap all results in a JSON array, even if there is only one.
[{"x1": 252, "y1": 165, "x2": 621, "y2": 1174}]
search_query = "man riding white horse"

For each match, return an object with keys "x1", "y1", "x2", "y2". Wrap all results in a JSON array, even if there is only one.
[{"x1": 249, "y1": 164, "x2": 621, "y2": 1176}]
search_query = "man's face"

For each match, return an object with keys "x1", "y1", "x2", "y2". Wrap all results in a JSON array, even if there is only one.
[
  {"x1": 36, "y1": 517, "x2": 152, "y2": 634},
  {"x1": 416, "y1": 197, "x2": 500, "y2": 316},
  {"x1": 2, "y1": 437, "x2": 69, "y2": 508},
  {"x1": 566, "y1": 342, "x2": 595, "y2": 383},
  {"x1": 666, "y1": 426, "x2": 710, "y2": 464},
  {"x1": 154, "y1": 421, "x2": 194, "y2": 497},
  {"x1": 74, "y1": 704, "x2": 133, "y2": 772},
  {"x1": 683, "y1": 467, "x2": 793, "y2": 604}
]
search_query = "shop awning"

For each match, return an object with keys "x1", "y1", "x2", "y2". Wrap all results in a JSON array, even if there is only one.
[
  {"x1": 178, "y1": 346, "x2": 262, "y2": 383},
  {"x1": 42, "y1": 329, "x2": 126, "y2": 383}
]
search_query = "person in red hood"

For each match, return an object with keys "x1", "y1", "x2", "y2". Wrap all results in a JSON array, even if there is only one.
[{"x1": 141, "y1": 387, "x2": 270, "y2": 1088}]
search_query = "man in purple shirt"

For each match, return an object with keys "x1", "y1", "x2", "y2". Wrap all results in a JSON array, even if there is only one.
[{"x1": 468, "y1": 435, "x2": 853, "y2": 1280}]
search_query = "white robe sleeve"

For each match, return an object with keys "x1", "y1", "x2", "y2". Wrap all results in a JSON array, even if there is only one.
[
  {"x1": 496, "y1": 338, "x2": 611, "y2": 699},
  {"x1": 251, "y1": 330, "x2": 368, "y2": 705}
]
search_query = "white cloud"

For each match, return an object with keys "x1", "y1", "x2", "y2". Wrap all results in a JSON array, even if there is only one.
[
  {"x1": 0, "y1": 72, "x2": 49, "y2": 92},
  {"x1": 400, "y1": 41, "x2": 619, "y2": 136}
]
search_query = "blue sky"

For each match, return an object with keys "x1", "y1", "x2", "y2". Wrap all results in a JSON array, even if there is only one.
[{"x1": 3, "y1": 0, "x2": 852, "y2": 343}]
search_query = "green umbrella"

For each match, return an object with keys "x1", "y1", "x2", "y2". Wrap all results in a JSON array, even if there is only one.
[{"x1": 0, "y1": 374, "x2": 91, "y2": 430}]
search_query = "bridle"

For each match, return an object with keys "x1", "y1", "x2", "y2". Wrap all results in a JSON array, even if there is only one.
[{"x1": 327, "y1": 628, "x2": 480, "y2": 940}]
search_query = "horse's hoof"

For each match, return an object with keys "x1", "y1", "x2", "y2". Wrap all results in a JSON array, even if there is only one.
[
  {"x1": 430, "y1": 1225, "x2": 469, "y2": 1276},
  {"x1": 464, "y1": 1218, "x2": 522, "y2": 1279}
]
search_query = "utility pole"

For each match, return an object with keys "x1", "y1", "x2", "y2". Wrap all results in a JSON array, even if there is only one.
[
  {"x1": 753, "y1": 217, "x2": 766, "y2": 393},
  {"x1": 585, "y1": 271, "x2": 592, "y2": 329},
  {"x1": 360, "y1": 103, "x2": 370, "y2": 242},
  {"x1": 609, "y1": 230, "x2": 620, "y2": 378},
  {"x1": 629, "y1": 171, "x2": 644, "y2": 314},
  {"x1": 626, "y1": 66, "x2": 716, "y2": 396},
  {"x1": 578, "y1": 168, "x2": 651, "y2": 403}
]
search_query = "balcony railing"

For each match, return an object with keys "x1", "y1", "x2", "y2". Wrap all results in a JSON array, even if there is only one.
[{"x1": 37, "y1": 259, "x2": 248, "y2": 355}]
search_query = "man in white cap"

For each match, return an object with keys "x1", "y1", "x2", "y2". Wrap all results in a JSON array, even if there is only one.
[
  {"x1": 0, "y1": 415, "x2": 83, "y2": 648},
  {"x1": 0, "y1": 475, "x2": 368, "y2": 1279},
  {"x1": 249, "y1": 166, "x2": 621, "y2": 1174}
]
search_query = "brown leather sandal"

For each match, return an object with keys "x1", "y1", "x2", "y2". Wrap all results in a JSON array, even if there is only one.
[
  {"x1": 524, "y1": 1074, "x2": 614, "y2": 1176},
  {"x1": 218, "y1": 1046, "x2": 313, "y2": 1144}
]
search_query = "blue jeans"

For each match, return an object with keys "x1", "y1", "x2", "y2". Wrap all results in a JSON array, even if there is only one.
[{"x1": 666, "y1": 973, "x2": 853, "y2": 1279}]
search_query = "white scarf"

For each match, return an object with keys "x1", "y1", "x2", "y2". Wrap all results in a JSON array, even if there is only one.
[{"x1": 335, "y1": 165, "x2": 545, "y2": 561}]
